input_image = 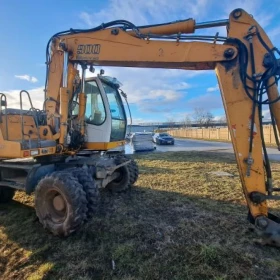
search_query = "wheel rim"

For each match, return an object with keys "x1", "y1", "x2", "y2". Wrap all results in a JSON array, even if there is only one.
[
  {"x1": 45, "y1": 189, "x2": 67, "y2": 223},
  {"x1": 113, "y1": 167, "x2": 125, "y2": 183},
  {"x1": 53, "y1": 195, "x2": 65, "y2": 211}
]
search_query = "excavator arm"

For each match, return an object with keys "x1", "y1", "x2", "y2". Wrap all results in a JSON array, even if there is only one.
[{"x1": 45, "y1": 8, "x2": 280, "y2": 245}]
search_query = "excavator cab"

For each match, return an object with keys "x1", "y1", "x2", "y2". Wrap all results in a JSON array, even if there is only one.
[{"x1": 82, "y1": 74, "x2": 127, "y2": 150}]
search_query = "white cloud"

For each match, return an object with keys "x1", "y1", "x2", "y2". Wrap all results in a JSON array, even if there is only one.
[
  {"x1": 1, "y1": 87, "x2": 44, "y2": 109},
  {"x1": 31, "y1": 77, "x2": 38, "y2": 83},
  {"x1": 223, "y1": 1, "x2": 274, "y2": 28},
  {"x1": 79, "y1": 0, "x2": 213, "y2": 28},
  {"x1": 129, "y1": 117, "x2": 160, "y2": 125},
  {"x1": 85, "y1": 66, "x2": 208, "y2": 114},
  {"x1": 268, "y1": 27, "x2": 280, "y2": 45},
  {"x1": 15, "y1": 75, "x2": 38, "y2": 83},
  {"x1": 198, "y1": 1, "x2": 276, "y2": 37},
  {"x1": 187, "y1": 93, "x2": 223, "y2": 111},
  {"x1": 207, "y1": 84, "x2": 219, "y2": 92},
  {"x1": 262, "y1": 109, "x2": 271, "y2": 120},
  {"x1": 79, "y1": 12, "x2": 93, "y2": 26},
  {"x1": 169, "y1": 82, "x2": 191, "y2": 91},
  {"x1": 213, "y1": 114, "x2": 226, "y2": 121}
]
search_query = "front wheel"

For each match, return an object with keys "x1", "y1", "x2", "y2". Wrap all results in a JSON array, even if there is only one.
[
  {"x1": 35, "y1": 171, "x2": 88, "y2": 236},
  {"x1": 63, "y1": 167, "x2": 100, "y2": 220}
]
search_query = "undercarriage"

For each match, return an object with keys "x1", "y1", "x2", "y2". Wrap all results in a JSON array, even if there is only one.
[{"x1": 0, "y1": 152, "x2": 139, "y2": 236}]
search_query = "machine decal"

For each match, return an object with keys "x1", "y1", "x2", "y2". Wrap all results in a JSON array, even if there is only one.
[{"x1": 77, "y1": 44, "x2": 101, "y2": 60}]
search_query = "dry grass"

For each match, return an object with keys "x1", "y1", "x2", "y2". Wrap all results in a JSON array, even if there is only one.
[{"x1": 1, "y1": 151, "x2": 280, "y2": 280}]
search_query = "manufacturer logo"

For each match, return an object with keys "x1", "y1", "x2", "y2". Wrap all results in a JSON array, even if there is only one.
[{"x1": 77, "y1": 44, "x2": 101, "y2": 55}]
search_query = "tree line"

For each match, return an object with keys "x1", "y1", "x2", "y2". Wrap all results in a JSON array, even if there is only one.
[{"x1": 167, "y1": 107, "x2": 227, "y2": 128}]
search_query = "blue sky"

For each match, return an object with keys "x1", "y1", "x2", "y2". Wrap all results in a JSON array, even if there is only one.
[{"x1": 1, "y1": 0, "x2": 280, "y2": 124}]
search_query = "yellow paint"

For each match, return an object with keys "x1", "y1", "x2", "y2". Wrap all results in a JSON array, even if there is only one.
[
  {"x1": 78, "y1": 92, "x2": 86, "y2": 135},
  {"x1": 0, "y1": 115, "x2": 38, "y2": 141},
  {"x1": 58, "y1": 87, "x2": 68, "y2": 145},
  {"x1": 0, "y1": 139, "x2": 55, "y2": 158},
  {"x1": 85, "y1": 141, "x2": 125, "y2": 150}
]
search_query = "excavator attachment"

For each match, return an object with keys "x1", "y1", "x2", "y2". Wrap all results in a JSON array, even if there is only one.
[{"x1": 214, "y1": 9, "x2": 280, "y2": 247}]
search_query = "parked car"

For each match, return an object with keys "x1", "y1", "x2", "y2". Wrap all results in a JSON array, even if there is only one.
[
  {"x1": 130, "y1": 132, "x2": 155, "y2": 152},
  {"x1": 153, "y1": 132, "x2": 175, "y2": 145}
]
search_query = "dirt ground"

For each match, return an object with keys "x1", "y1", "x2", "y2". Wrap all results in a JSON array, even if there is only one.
[{"x1": 1, "y1": 151, "x2": 280, "y2": 280}]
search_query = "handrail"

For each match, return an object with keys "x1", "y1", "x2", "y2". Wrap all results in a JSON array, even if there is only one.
[
  {"x1": 0, "y1": 93, "x2": 8, "y2": 140},
  {"x1": 19, "y1": 90, "x2": 41, "y2": 148}
]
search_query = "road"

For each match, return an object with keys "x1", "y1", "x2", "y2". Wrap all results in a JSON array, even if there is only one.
[{"x1": 126, "y1": 138, "x2": 280, "y2": 161}]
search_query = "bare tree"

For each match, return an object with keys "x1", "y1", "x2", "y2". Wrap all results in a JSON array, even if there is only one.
[
  {"x1": 204, "y1": 111, "x2": 214, "y2": 128},
  {"x1": 193, "y1": 108, "x2": 205, "y2": 127},
  {"x1": 166, "y1": 117, "x2": 175, "y2": 129},
  {"x1": 192, "y1": 107, "x2": 214, "y2": 128},
  {"x1": 218, "y1": 114, "x2": 227, "y2": 124},
  {"x1": 183, "y1": 114, "x2": 192, "y2": 128}
]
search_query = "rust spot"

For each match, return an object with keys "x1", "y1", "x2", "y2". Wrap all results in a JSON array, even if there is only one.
[
  {"x1": 158, "y1": 48, "x2": 164, "y2": 57},
  {"x1": 250, "y1": 168, "x2": 262, "y2": 175}
]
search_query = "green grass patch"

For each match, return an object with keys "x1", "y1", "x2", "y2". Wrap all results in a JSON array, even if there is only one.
[{"x1": 1, "y1": 151, "x2": 280, "y2": 279}]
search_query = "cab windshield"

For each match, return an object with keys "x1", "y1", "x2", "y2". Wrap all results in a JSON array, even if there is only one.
[{"x1": 102, "y1": 81, "x2": 127, "y2": 141}]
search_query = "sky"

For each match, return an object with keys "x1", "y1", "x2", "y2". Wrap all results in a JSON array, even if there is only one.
[{"x1": 1, "y1": 0, "x2": 280, "y2": 124}]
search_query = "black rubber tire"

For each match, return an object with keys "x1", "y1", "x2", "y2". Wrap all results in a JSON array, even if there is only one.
[
  {"x1": 122, "y1": 155, "x2": 139, "y2": 186},
  {"x1": 34, "y1": 171, "x2": 88, "y2": 237},
  {"x1": 65, "y1": 168, "x2": 100, "y2": 220},
  {"x1": 0, "y1": 187, "x2": 15, "y2": 203},
  {"x1": 106, "y1": 155, "x2": 130, "y2": 193}
]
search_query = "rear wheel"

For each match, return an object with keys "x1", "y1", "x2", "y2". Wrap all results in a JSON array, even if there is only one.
[
  {"x1": 34, "y1": 171, "x2": 88, "y2": 236},
  {"x1": 106, "y1": 155, "x2": 130, "y2": 193},
  {"x1": 0, "y1": 186, "x2": 15, "y2": 203},
  {"x1": 122, "y1": 155, "x2": 139, "y2": 186}
]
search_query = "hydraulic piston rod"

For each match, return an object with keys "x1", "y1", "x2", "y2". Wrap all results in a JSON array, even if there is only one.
[{"x1": 195, "y1": 19, "x2": 229, "y2": 29}]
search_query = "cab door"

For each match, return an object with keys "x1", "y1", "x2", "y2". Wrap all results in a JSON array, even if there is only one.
[
  {"x1": 83, "y1": 76, "x2": 127, "y2": 150},
  {"x1": 84, "y1": 78, "x2": 112, "y2": 149}
]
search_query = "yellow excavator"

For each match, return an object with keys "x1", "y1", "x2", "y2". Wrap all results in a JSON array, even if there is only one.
[{"x1": 1, "y1": 8, "x2": 280, "y2": 246}]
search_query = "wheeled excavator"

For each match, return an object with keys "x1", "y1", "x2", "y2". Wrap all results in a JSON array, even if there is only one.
[{"x1": 1, "y1": 8, "x2": 280, "y2": 246}]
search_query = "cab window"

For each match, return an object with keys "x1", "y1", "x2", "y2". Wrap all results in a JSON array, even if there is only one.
[{"x1": 84, "y1": 80, "x2": 106, "y2": 125}]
